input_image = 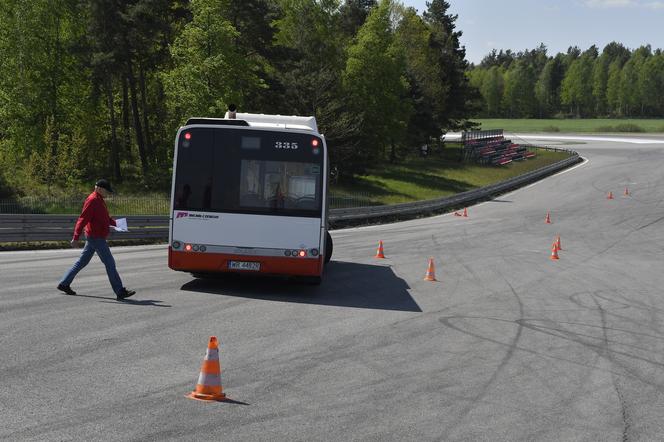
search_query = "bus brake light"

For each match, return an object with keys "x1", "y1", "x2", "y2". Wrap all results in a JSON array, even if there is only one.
[
  {"x1": 298, "y1": 250, "x2": 306, "y2": 257},
  {"x1": 184, "y1": 132, "x2": 191, "y2": 140},
  {"x1": 311, "y1": 139, "x2": 319, "y2": 147},
  {"x1": 185, "y1": 244, "x2": 193, "y2": 251}
]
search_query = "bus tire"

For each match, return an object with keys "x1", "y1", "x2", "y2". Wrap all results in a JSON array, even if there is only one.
[{"x1": 324, "y1": 231, "x2": 333, "y2": 264}]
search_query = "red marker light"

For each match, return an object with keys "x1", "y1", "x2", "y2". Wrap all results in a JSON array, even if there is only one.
[
  {"x1": 184, "y1": 132, "x2": 191, "y2": 140},
  {"x1": 311, "y1": 139, "x2": 319, "y2": 147},
  {"x1": 185, "y1": 244, "x2": 193, "y2": 251},
  {"x1": 298, "y1": 250, "x2": 306, "y2": 257}
]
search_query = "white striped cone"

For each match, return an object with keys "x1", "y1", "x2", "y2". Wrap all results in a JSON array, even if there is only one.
[{"x1": 187, "y1": 336, "x2": 226, "y2": 401}]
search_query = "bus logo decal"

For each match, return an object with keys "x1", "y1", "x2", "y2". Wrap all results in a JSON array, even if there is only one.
[{"x1": 176, "y1": 212, "x2": 189, "y2": 218}]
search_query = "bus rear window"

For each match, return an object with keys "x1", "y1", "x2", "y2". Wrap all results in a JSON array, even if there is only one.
[
  {"x1": 174, "y1": 128, "x2": 324, "y2": 217},
  {"x1": 239, "y1": 160, "x2": 320, "y2": 211}
]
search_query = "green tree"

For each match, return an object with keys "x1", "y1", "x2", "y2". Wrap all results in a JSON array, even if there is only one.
[
  {"x1": 273, "y1": 0, "x2": 344, "y2": 115},
  {"x1": 561, "y1": 52, "x2": 594, "y2": 117},
  {"x1": 226, "y1": 0, "x2": 280, "y2": 113},
  {"x1": 480, "y1": 66, "x2": 504, "y2": 117},
  {"x1": 631, "y1": 45, "x2": 652, "y2": 116},
  {"x1": 620, "y1": 58, "x2": 640, "y2": 116},
  {"x1": 339, "y1": 0, "x2": 377, "y2": 38},
  {"x1": 640, "y1": 53, "x2": 664, "y2": 115},
  {"x1": 535, "y1": 59, "x2": 559, "y2": 118},
  {"x1": 601, "y1": 41, "x2": 631, "y2": 65},
  {"x1": 592, "y1": 55, "x2": 609, "y2": 116},
  {"x1": 606, "y1": 59, "x2": 623, "y2": 115},
  {"x1": 0, "y1": 0, "x2": 91, "y2": 190},
  {"x1": 163, "y1": 0, "x2": 264, "y2": 122},
  {"x1": 395, "y1": 7, "x2": 447, "y2": 149},
  {"x1": 502, "y1": 60, "x2": 536, "y2": 117},
  {"x1": 423, "y1": 0, "x2": 477, "y2": 130},
  {"x1": 342, "y1": 0, "x2": 410, "y2": 168}
]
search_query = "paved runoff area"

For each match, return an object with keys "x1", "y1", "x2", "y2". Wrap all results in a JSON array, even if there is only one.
[{"x1": 2, "y1": 135, "x2": 664, "y2": 441}]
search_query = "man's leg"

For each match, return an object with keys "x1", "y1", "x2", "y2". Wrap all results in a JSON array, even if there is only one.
[
  {"x1": 59, "y1": 241, "x2": 95, "y2": 287},
  {"x1": 88, "y1": 238, "x2": 124, "y2": 295}
]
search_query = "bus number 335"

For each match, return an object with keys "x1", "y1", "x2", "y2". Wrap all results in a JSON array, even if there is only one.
[{"x1": 275, "y1": 141, "x2": 298, "y2": 150}]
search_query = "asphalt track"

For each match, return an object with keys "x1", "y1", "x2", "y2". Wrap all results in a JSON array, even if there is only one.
[{"x1": 1, "y1": 135, "x2": 664, "y2": 441}]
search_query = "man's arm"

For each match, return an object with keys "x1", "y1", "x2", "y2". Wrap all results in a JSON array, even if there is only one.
[{"x1": 72, "y1": 198, "x2": 96, "y2": 241}]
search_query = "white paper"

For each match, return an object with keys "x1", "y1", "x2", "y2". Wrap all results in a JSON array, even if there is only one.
[{"x1": 111, "y1": 218, "x2": 128, "y2": 232}]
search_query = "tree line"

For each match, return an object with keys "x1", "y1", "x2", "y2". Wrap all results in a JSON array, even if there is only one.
[
  {"x1": 0, "y1": 0, "x2": 474, "y2": 197},
  {"x1": 468, "y1": 43, "x2": 664, "y2": 119}
]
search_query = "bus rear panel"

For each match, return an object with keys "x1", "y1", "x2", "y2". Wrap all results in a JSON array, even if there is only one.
[{"x1": 168, "y1": 124, "x2": 328, "y2": 278}]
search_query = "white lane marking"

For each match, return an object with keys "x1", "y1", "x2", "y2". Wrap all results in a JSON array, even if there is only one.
[
  {"x1": 514, "y1": 134, "x2": 664, "y2": 144},
  {"x1": 446, "y1": 132, "x2": 664, "y2": 144}
]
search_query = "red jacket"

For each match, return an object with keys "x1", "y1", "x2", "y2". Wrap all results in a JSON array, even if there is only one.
[{"x1": 73, "y1": 191, "x2": 116, "y2": 240}]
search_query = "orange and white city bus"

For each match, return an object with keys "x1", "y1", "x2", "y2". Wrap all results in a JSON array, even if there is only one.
[{"x1": 168, "y1": 111, "x2": 332, "y2": 284}]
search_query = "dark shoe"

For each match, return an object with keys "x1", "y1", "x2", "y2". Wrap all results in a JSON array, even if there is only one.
[
  {"x1": 116, "y1": 288, "x2": 136, "y2": 301},
  {"x1": 57, "y1": 284, "x2": 77, "y2": 295}
]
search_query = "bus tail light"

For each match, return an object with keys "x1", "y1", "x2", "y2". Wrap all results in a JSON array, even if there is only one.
[
  {"x1": 185, "y1": 244, "x2": 193, "y2": 252},
  {"x1": 298, "y1": 250, "x2": 307, "y2": 257},
  {"x1": 184, "y1": 132, "x2": 191, "y2": 140},
  {"x1": 172, "y1": 241, "x2": 181, "y2": 249},
  {"x1": 310, "y1": 248, "x2": 319, "y2": 256}
]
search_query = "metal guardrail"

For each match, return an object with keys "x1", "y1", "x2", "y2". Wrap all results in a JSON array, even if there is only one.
[
  {"x1": 331, "y1": 149, "x2": 581, "y2": 222},
  {"x1": 0, "y1": 215, "x2": 169, "y2": 243},
  {"x1": 0, "y1": 149, "x2": 580, "y2": 243}
]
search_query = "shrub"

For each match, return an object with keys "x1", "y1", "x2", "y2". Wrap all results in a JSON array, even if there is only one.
[
  {"x1": 595, "y1": 124, "x2": 644, "y2": 133},
  {"x1": 542, "y1": 125, "x2": 560, "y2": 132},
  {"x1": 613, "y1": 123, "x2": 645, "y2": 133}
]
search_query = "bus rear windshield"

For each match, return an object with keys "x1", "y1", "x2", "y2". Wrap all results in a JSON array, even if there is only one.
[{"x1": 174, "y1": 127, "x2": 324, "y2": 217}]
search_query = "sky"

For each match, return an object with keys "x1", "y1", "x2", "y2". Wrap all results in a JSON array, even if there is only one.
[{"x1": 401, "y1": 0, "x2": 664, "y2": 65}]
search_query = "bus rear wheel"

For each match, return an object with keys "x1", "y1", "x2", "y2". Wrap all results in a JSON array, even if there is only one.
[{"x1": 324, "y1": 231, "x2": 333, "y2": 264}]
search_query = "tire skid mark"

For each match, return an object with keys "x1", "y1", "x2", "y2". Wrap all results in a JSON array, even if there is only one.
[
  {"x1": 591, "y1": 295, "x2": 631, "y2": 442},
  {"x1": 436, "y1": 276, "x2": 525, "y2": 439},
  {"x1": 436, "y1": 315, "x2": 662, "y2": 389}
]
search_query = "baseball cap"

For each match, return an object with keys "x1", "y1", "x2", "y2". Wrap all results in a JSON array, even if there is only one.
[{"x1": 95, "y1": 179, "x2": 114, "y2": 193}]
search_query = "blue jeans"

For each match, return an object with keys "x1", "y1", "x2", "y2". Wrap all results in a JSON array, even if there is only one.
[{"x1": 60, "y1": 238, "x2": 123, "y2": 294}]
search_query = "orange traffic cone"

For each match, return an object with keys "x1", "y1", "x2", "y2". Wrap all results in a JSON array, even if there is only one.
[
  {"x1": 375, "y1": 240, "x2": 386, "y2": 259},
  {"x1": 545, "y1": 211, "x2": 551, "y2": 224},
  {"x1": 463, "y1": 207, "x2": 468, "y2": 218},
  {"x1": 424, "y1": 258, "x2": 437, "y2": 281},
  {"x1": 607, "y1": 191, "x2": 614, "y2": 200},
  {"x1": 555, "y1": 235, "x2": 562, "y2": 251},
  {"x1": 550, "y1": 242, "x2": 560, "y2": 260},
  {"x1": 187, "y1": 336, "x2": 226, "y2": 402},
  {"x1": 624, "y1": 187, "x2": 630, "y2": 196}
]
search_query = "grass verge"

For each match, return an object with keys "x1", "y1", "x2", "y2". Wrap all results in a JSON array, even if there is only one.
[
  {"x1": 330, "y1": 146, "x2": 571, "y2": 206},
  {"x1": 475, "y1": 118, "x2": 664, "y2": 133}
]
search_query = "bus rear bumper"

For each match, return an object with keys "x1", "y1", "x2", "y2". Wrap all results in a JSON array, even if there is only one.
[{"x1": 168, "y1": 248, "x2": 323, "y2": 276}]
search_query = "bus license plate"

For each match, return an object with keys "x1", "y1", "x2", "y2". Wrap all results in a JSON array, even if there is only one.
[{"x1": 228, "y1": 261, "x2": 261, "y2": 271}]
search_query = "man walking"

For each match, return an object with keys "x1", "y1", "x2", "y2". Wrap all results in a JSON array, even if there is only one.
[{"x1": 57, "y1": 179, "x2": 136, "y2": 300}]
